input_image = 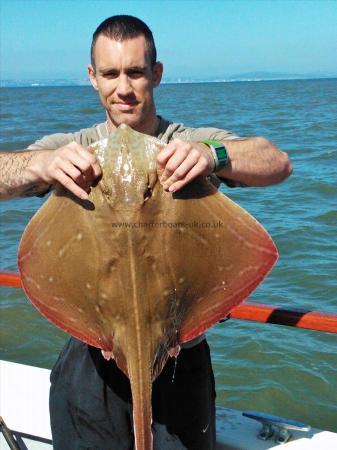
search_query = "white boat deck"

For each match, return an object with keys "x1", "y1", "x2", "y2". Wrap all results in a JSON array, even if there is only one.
[{"x1": 1, "y1": 360, "x2": 336, "y2": 449}]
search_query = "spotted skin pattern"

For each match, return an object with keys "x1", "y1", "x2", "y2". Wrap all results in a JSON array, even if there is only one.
[{"x1": 18, "y1": 124, "x2": 278, "y2": 450}]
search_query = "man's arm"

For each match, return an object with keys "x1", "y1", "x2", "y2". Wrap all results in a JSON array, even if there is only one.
[
  {"x1": 157, "y1": 137, "x2": 292, "y2": 192},
  {"x1": 216, "y1": 137, "x2": 292, "y2": 187},
  {"x1": 0, "y1": 150, "x2": 51, "y2": 198},
  {"x1": 0, "y1": 143, "x2": 102, "y2": 200}
]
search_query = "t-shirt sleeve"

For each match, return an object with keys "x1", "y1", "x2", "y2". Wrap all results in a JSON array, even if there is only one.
[
  {"x1": 186, "y1": 126, "x2": 241, "y2": 142},
  {"x1": 27, "y1": 133, "x2": 76, "y2": 150},
  {"x1": 26, "y1": 124, "x2": 103, "y2": 150}
]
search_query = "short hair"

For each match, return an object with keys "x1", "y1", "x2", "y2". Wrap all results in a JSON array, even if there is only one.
[{"x1": 91, "y1": 15, "x2": 157, "y2": 70}]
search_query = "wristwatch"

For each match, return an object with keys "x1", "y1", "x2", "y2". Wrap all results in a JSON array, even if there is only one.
[{"x1": 201, "y1": 140, "x2": 229, "y2": 172}]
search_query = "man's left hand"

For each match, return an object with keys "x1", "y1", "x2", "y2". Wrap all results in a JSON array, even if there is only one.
[{"x1": 156, "y1": 139, "x2": 215, "y2": 192}]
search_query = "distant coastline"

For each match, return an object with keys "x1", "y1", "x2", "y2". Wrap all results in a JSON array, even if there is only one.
[{"x1": 1, "y1": 73, "x2": 337, "y2": 88}]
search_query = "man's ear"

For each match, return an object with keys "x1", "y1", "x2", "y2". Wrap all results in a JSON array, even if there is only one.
[
  {"x1": 152, "y1": 62, "x2": 163, "y2": 87},
  {"x1": 88, "y1": 65, "x2": 98, "y2": 90}
]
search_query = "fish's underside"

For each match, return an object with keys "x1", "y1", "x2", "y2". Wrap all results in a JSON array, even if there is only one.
[{"x1": 18, "y1": 124, "x2": 278, "y2": 450}]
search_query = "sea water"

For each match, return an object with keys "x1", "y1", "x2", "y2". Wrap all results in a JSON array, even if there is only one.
[{"x1": 1, "y1": 79, "x2": 336, "y2": 431}]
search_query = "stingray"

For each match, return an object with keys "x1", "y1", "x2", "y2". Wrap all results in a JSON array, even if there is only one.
[{"x1": 18, "y1": 124, "x2": 278, "y2": 450}]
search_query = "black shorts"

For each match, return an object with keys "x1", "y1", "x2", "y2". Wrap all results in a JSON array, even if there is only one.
[{"x1": 50, "y1": 337, "x2": 216, "y2": 450}]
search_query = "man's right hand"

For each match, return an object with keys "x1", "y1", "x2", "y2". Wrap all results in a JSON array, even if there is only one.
[{"x1": 28, "y1": 142, "x2": 102, "y2": 200}]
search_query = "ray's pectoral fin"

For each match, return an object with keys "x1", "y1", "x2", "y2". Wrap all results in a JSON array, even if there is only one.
[{"x1": 170, "y1": 184, "x2": 278, "y2": 344}]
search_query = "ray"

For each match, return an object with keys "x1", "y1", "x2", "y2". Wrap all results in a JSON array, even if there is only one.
[{"x1": 18, "y1": 124, "x2": 278, "y2": 450}]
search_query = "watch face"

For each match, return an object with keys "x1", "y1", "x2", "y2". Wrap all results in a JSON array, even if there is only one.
[
  {"x1": 216, "y1": 146, "x2": 228, "y2": 162},
  {"x1": 213, "y1": 144, "x2": 228, "y2": 168}
]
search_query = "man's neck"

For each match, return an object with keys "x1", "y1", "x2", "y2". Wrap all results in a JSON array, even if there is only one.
[{"x1": 106, "y1": 114, "x2": 160, "y2": 136}]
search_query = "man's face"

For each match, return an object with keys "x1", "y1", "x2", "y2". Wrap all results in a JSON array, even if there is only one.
[{"x1": 88, "y1": 35, "x2": 162, "y2": 133}]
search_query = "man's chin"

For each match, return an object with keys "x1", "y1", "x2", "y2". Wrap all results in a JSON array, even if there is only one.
[{"x1": 109, "y1": 113, "x2": 142, "y2": 130}]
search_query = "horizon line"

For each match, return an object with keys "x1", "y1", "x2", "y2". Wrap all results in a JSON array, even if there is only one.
[{"x1": 1, "y1": 75, "x2": 337, "y2": 88}]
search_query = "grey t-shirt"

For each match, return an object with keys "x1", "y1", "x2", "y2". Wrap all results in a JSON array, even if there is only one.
[
  {"x1": 28, "y1": 117, "x2": 239, "y2": 348},
  {"x1": 27, "y1": 116, "x2": 239, "y2": 150}
]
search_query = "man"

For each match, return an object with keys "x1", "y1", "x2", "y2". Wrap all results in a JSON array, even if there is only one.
[{"x1": 0, "y1": 15, "x2": 292, "y2": 450}]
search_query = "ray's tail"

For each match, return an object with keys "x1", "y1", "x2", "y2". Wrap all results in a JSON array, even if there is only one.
[{"x1": 127, "y1": 349, "x2": 154, "y2": 450}]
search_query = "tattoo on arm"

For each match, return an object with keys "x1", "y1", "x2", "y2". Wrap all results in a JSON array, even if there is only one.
[{"x1": 0, "y1": 151, "x2": 51, "y2": 199}]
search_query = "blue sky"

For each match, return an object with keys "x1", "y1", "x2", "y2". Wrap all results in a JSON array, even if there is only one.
[{"x1": 1, "y1": 0, "x2": 337, "y2": 81}]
